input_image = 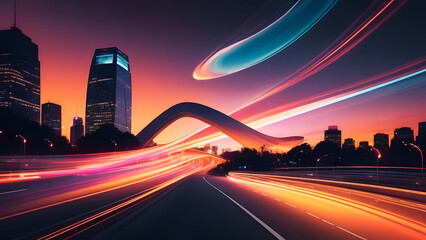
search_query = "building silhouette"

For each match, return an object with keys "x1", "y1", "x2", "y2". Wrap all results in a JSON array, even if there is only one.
[
  {"x1": 416, "y1": 121, "x2": 426, "y2": 153},
  {"x1": 70, "y1": 116, "x2": 84, "y2": 145},
  {"x1": 0, "y1": 27, "x2": 40, "y2": 122},
  {"x1": 391, "y1": 127, "x2": 414, "y2": 148},
  {"x1": 41, "y1": 102, "x2": 61, "y2": 136},
  {"x1": 374, "y1": 133, "x2": 389, "y2": 150},
  {"x1": 85, "y1": 47, "x2": 131, "y2": 134},
  {"x1": 342, "y1": 138, "x2": 355, "y2": 150},
  {"x1": 417, "y1": 121, "x2": 426, "y2": 142},
  {"x1": 358, "y1": 141, "x2": 371, "y2": 150},
  {"x1": 324, "y1": 125, "x2": 341, "y2": 147}
]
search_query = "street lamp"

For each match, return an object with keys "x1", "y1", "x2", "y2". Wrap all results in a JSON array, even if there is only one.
[
  {"x1": 293, "y1": 150, "x2": 303, "y2": 168},
  {"x1": 15, "y1": 134, "x2": 26, "y2": 155},
  {"x1": 111, "y1": 139, "x2": 117, "y2": 152},
  {"x1": 371, "y1": 147, "x2": 381, "y2": 184},
  {"x1": 316, "y1": 154, "x2": 328, "y2": 175},
  {"x1": 316, "y1": 158, "x2": 320, "y2": 174},
  {"x1": 407, "y1": 143, "x2": 423, "y2": 178},
  {"x1": 43, "y1": 139, "x2": 53, "y2": 155}
]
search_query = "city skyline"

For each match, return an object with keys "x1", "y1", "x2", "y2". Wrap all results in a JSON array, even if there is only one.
[
  {"x1": 0, "y1": 1, "x2": 425, "y2": 239},
  {"x1": 0, "y1": 0, "x2": 424, "y2": 150}
]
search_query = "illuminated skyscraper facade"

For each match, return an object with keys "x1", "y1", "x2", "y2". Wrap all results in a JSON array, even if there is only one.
[
  {"x1": 85, "y1": 47, "x2": 131, "y2": 134},
  {"x1": 42, "y1": 102, "x2": 62, "y2": 136},
  {"x1": 0, "y1": 27, "x2": 40, "y2": 122}
]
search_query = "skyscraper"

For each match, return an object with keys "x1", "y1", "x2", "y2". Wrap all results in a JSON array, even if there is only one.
[
  {"x1": 324, "y1": 125, "x2": 341, "y2": 147},
  {"x1": 393, "y1": 127, "x2": 414, "y2": 143},
  {"x1": 0, "y1": 27, "x2": 40, "y2": 122},
  {"x1": 418, "y1": 121, "x2": 426, "y2": 141},
  {"x1": 42, "y1": 102, "x2": 61, "y2": 136},
  {"x1": 70, "y1": 116, "x2": 84, "y2": 145},
  {"x1": 358, "y1": 141, "x2": 371, "y2": 150},
  {"x1": 85, "y1": 47, "x2": 132, "y2": 134},
  {"x1": 342, "y1": 138, "x2": 355, "y2": 150},
  {"x1": 374, "y1": 133, "x2": 389, "y2": 150}
]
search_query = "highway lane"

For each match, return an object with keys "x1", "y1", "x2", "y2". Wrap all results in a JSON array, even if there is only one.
[
  {"x1": 270, "y1": 168, "x2": 425, "y2": 191},
  {"x1": 86, "y1": 173, "x2": 278, "y2": 240},
  {"x1": 1, "y1": 157, "x2": 425, "y2": 239},
  {"x1": 80, "y1": 173, "x2": 425, "y2": 240},
  {"x1": 222, "y1": 172, "x2": 426, "y2": 239},
  {"x1": 0, "y1": 152, "x2": 221, "y2": 239}
]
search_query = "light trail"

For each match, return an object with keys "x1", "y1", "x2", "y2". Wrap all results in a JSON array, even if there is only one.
[
  {"x1": 0, "y1": 151, "x2": 221, "y2": 221},
  {"x1": 38, "y1": 159, "x2": 219, "y2": 240},
  {"x1": 233, "y1": 0, "x2": 407, "y2": 111},
  {"x1": 173, "y1": 0, "x2": 413, "y2": 151},
  {"x1": 171, "y1": 0, "x2": 416, "y2": 152},
  {"x1": 177, "y1": 60, "x2": 426, "y2": 150},
  {"x1": 193, "y1": 0, "x2": 338, "y2": 80},
  {"x1": 0, "y1": 188, "x2": 27, "y2": 195},
  {"x1": 244, "y1": 66, "x2": 426, "y2": 131},
  {"x1": 238, "y1": 57, "x2": 426, "y2": 125},
  {"x1": 227, "y1": 172, "x2": 426, "y2": 239},
  {"x1": 231, "y1": 172, "x2": 426, "y2": 212}
]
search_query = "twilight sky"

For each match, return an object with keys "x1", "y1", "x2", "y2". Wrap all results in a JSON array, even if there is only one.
[{"x1": 0, "y1": 0, "x2": 425, "y2": 150}]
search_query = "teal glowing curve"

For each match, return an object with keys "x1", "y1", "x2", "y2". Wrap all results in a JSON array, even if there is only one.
[{"x1": 193, "y1": 0, "x2": 338, "y2": 80}]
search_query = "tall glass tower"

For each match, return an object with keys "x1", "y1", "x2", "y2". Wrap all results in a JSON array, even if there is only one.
[
  {"x1": 85, "y1": 47, "x2": 131, "y2": 134},
  {"x1": 42, "y1": 102, "x2": 62, "y2": 136},
  {"x1": 0, "y1": 27, "x2": 41, "y2": 122}
]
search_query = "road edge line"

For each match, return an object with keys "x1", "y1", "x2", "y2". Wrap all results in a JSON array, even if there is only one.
[{"x1": 203, "y1": 176, "x2": 285, "y2": 240}]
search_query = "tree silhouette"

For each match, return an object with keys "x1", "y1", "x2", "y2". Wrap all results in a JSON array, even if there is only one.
[{"x1": 77, "y1": 124, "x2": 141, "y2": 153}]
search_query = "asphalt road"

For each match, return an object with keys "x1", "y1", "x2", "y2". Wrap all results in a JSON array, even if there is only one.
[
  {"x1": 1, "y1": 170, "x2": 425, "y2": 239},
  {"x1": 79, "y1": 173, "x2": 426, "y2": 240}
]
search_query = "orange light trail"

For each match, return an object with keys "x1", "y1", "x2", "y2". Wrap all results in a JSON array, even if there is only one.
[
  {"x1": 0, "y1": 150, "x2": 222, "y2": 221},
  {"x1": 37, "y1": 157, "x2": 219, "y2": 240},
  {"x1": 227, "y1": 172, "x2": 426, "y2": 239}
]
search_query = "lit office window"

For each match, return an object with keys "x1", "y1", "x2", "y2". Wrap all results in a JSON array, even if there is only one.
[
  {"x1": 95, "y1": 54, "x2": 114, "y2": 65},
  {"x1": 117, "y1": 55, "x2": 129, "y2": 71}
]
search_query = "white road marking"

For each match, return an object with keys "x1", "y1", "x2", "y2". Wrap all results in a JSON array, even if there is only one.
[
  {"x1": 0, "y1": 189, "x2": 27, "y2": 195},
  {"x1": 321, "y1": 219, "x2": 335, "y2": 226},
  {"x1": 306, "y1": 212, "x2": 320, "y2": 219},
  {"x1": 203, "y1": 176, "x2": 285, "y2": 240},
  {"x1": 336, "y1": 226, "x2": 368, "y2": 240},
  {"x1": 305, "y1": 212, "x2": 367, "y2": 240},
  {"x1": 285, "y1": 202, "x2": 296, "y2": 208},
  {"x1": 274, "y1": 198, "x2": 282, "y2": 202}
]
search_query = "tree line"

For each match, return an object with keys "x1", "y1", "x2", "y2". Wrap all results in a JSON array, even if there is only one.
[
  {"x1": 0, "y1": 107, "x2": 141, "y2": 155},
  {"x1": 215, "y1": 140, "x2": 425, "y2": 173}
]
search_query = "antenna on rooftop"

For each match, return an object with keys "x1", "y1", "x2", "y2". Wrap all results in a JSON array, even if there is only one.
[{"x1": 13, "y1": 0, "x2": 17, "y2": 28}]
